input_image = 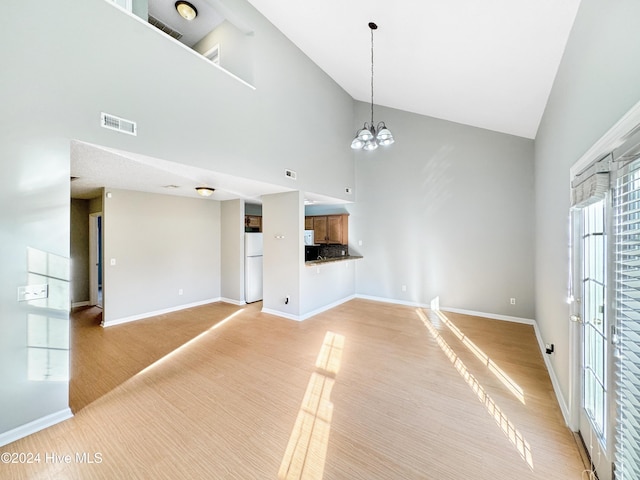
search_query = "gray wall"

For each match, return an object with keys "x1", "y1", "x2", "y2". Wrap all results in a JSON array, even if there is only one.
[
  {"x1": 350, "y1": 103, "x2": 535, "y2": 318},
  {"x1": 0, "y1": 0, "x2": 355, "y2": 438},
  {"x1": 70, "y1": 199, "x2": 90, "y2": 305},
  {"x1": 534, "y1": 0, "x2": 640, "y2": 406},
  {"x1": 102, "y1": 189, "x2": 220, "y2": 324},
  {"x1": 262, "y1": 191, "x2": 303, "y2": 317}
]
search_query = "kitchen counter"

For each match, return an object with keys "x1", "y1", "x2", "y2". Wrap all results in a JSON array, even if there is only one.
[{"x1": 305, "y1": 255, "x2": 363, "y2": 266}]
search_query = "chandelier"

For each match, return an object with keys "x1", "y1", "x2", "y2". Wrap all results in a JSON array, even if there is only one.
[{"x1": 351, "y1": 22, "x2": 394, "y2": 151}]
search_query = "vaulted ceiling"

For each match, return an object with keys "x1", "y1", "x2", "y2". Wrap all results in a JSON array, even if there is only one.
[{"x1": 246, "y1": 0, "x2": 582, "y2": 139}]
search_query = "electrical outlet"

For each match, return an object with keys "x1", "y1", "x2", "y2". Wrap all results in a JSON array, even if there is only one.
[
  {"x1": 510, "y1": 298, "x2": 516, "y2": 305},
  {"x1": 402, "y1": 285, "x2": 407, "y2": 292},
  {"x1": 178, "y1": 289, "x2": 183, "y2": 296},
  {"x1": 110, "y1": 258, "x2": 116, "y2": 266}
]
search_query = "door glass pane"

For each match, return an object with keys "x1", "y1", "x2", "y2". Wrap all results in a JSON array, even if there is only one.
[{"x1": 582, "y1": 199, "x2": 607, "y2": 441}]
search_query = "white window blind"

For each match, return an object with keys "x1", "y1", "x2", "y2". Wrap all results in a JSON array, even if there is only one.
[{"x1": 614, "y1": 158, "x2": 640, "y2": 479}]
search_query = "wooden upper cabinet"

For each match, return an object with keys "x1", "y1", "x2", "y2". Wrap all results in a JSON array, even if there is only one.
[
  {"x1": 313, "y1": 216, "x2": 328, "y2": 244},
  {"x1": 306, "y1": 214, "x2": 349, "y2": 244},
  {"x1": 305, "y1": 216, "x2": 314, "y2": 230},
  {"x1": 327, "y1": 215, "x2": 345, "y2": 244}
]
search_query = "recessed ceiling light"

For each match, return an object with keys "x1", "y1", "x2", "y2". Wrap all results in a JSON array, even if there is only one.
[{"x1": 175, "y1": 1, "x2": 197, "y2": 21}]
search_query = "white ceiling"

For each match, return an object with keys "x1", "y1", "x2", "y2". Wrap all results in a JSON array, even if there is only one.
[
  {"x1": 246, "y1": 0, "x2": 582, "y2": 139},
  {"x1": 70, "y1": 141, "x2": 345, "y2": 205}
]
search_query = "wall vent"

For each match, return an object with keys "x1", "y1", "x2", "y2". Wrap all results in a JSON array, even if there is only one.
[
  {"x1": 285, "y1": 169, "x2": 297, "y2": 180},
  {"x1": 148, "y1": 15, "x2": 183, "y2": 41},
  {"x1": 100, "y1": 112, "x2": 137, "y2": 136}
]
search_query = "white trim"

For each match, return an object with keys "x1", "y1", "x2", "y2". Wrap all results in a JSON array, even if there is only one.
[
  {"x1": 219, "y1": 297, "x2": 245, "y2": 306},
  {"x1": 102, "y1": 298, "x2": 221, "y2": 327},
  {"x1": 260, "y1": 308, "x2": 302, "y2": 322},
  {"x1": 531, "y1": 320, "x2": 572, "y2": 426},
  {"x1": 570, "y1": 99, "x2": 640, "y2": 178},
  {"x1": 261, "y1": 295, "x2": 356, "y2": 321},
  {"x1": 202, "y1": 43, "x2": 220, "y2": 66},
  {"x1": 0, "y1": 408, "x2": 73, "y2": 447},
  {"x1": 72, "y1": 301, "x2": 90, "y2": 308},
  {"x1": 439, "y1": 306, "x2": 536, "y2": 325},
  {"x1": 299, "y1": 295, "x2": 356, "y2": 321}
]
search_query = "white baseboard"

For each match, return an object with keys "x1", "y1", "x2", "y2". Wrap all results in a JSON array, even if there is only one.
[
  {"x1": 300, "y1": 295, "x2": 356, "y2": 320},
  {"x1": 439, "y1": 306, "x2": 536, "y2": 325},
  {"x1": 530, "y1": 321, "x2": 571, "y2": 425},
  {"x1": 103, "y1": 298, "x2": 222, "y2": 327},
  {"x1": 260, "y1": 308, "x2": 302, "y2": 321},
  {"x1": 262, "y1": 295, "x2": 356, "y2": 322},
  {"x1": 71, "y1": 301, "x2": 90, "y2": 308},
  {"x1": 219, "y1": 297, "x2": 245, "y2": 306},
  {"x1": 0, "y1": 408, "x2": 73, "y2": 447}
]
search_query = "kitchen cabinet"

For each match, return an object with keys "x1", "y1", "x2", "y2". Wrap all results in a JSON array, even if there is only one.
[
  {"x1": 306, "y1": 214, "x2": 349, "y2": 244},
  {"x1": 245, "y1": 215, "x2": 262, "y2": 232},
  {"x1": 305, "y1": 217, "x2": 314, "y2": 230}
]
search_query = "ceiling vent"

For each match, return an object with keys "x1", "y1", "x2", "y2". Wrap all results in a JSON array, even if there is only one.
[
  {"x1": 100, "y1": 112, "x2": 137, "y2": 136},
  {"x1": 148, "y1": 15, "x2": 183, "y2": 41}
]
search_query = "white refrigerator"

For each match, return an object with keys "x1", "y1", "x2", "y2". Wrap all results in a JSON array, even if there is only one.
[{"x1": 245, "y1": 233, "x2": 263, "y2": 303}]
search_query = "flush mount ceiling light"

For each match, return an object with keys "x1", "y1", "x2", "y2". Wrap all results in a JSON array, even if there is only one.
[
  {"x1": 175, "y1": 1, "x2": 197, "y2": 20},
  {"x1": 351, "y1": 22, "x2": 394, "y2": 151},
  {"x1": 195, "y1": 186, "x2": 215, "y2": 197}
]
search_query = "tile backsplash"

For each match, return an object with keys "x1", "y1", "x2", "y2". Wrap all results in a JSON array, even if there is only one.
[{"x1": 320, "y1": 244, "x2": 349, "y2": 258}]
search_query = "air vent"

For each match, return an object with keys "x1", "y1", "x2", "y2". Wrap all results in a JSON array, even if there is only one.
[
  {"x1": 148, "y1": 15, "x2": 183, "y2": 41},
  {"x1": 285, "y1": 169, "x2": 297, "y2": 180},
  {"x1": 100, "y1": 112, "x2": 137, "y2": 136}
]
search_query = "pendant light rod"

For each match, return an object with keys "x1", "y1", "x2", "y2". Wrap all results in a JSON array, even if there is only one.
[
  {"x1": 350, "y1": 21, "x2": 394, "y2": 151},
  {"x1": 369, "y1": 22, "x2": 377, "y2": 126}
]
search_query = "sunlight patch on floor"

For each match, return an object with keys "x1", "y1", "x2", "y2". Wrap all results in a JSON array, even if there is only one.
[
  {"x1": 432, "y1": 309, "x2": 525, "y2": 404},
  {"x1": 279, "y1": 331, "x2": 344, "y2": 480},
  {"x1": 417, "y1": 309, "x2": 534, "y2": 469},
  {"x1": 135, "y1": 308, "x2": 245, "y2": 377}
]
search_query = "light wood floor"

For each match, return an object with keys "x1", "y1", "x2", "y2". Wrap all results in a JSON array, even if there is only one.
[{"x1": 3, "y1": 299, "x2": 586, "y2": 479}]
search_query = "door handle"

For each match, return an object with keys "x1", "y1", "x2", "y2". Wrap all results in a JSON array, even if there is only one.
[{"x1": 570, "y1": 314, "x2": 582, "y2": 324}]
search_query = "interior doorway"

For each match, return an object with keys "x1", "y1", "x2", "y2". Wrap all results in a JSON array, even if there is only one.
[{"x1": 89, "y1": 212, "x2": 103, "y2": 308}]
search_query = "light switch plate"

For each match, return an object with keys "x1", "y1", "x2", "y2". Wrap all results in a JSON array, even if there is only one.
[{"x1": 17, "y1": 284, "x2": 49, "y2": 302}]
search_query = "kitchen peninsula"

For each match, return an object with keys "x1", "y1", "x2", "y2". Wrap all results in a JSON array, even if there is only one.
[{"x1": 304, "y1": 213, "x2": 362, "y2": 265}]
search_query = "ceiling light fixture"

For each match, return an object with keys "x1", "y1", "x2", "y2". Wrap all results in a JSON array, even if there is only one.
[
  {"x1": 195, "y1": 186, "x2": 215, "y2": 197},
  {"x1": 351, "y1": 22, "x2": 394, "y2": 151},
  {"x1": 175, "y1": 1, "x2": 198, "y2": 21}
]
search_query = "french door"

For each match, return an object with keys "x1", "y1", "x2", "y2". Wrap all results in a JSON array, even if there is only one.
[{"x1": 577, "y1": 198, "x2": 613, "y2": 480}]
